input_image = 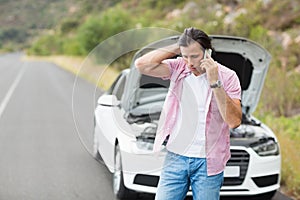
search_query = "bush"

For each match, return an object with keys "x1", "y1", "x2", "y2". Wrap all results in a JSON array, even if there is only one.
[
  {"x1": 76, "y1": 5, "x2": 133, "y2": 55},
  {"x1": 98, "y1": 5, "x2": 133, "y2": 39},
  {"x1": 76, "y1": 16, "x2": 103, "y2": 54},
  {"x1": 28, "y1": 34, "x2": 63, "y2": 55},
  {"x1": 62, "y1": 38, "x2": 85, "y2": 56},
  {"x1": 0, "y1": 28, "x2": 29, "y2": 43},
  {"x1": 60, "y1": 19, "x2": 79, "y2": 34},
  {"x1": 257, "y1": 66, "x2": 300, "y2": 117}
]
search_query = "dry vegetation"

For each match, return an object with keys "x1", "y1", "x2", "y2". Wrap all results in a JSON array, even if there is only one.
[{"x1": 22, "y1": 55, "x2": 119, "y2": 90}]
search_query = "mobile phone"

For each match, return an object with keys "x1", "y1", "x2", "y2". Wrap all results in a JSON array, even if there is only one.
[{"x1": 203, "y1": 49, "x2": 212, "y2": 59}]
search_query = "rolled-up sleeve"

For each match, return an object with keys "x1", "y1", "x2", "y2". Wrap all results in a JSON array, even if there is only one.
[
  {"x1": 162, "y1": 57, "x2": 187, "y2": 81},
  {"x1": 221, "y1": 67, "x2": 241, "y2": 100}
]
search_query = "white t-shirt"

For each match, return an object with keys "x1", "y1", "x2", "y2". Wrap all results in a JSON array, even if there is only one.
[{"x1": 167, "y1": 73, "x2": 209, "y2": 158}]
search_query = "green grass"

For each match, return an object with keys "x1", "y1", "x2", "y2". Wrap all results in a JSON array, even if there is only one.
[{"x1": 260, "y1": 114, "x2": 300, "y2": 199}]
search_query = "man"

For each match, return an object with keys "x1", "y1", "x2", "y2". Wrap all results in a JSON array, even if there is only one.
[{"x1": 135, "y1": 27, "x2": 242, "y2": 200}]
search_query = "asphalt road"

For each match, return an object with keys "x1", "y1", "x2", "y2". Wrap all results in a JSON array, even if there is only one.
[{"x1": 0, "y1": 53, "x2": 293, "y2": 200}]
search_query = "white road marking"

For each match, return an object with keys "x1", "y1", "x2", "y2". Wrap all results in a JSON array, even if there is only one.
[{"x1": 0, "y1": 67, "x2": 26, "y2": 119}]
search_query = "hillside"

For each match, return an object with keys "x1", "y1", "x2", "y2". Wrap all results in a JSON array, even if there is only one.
[
  {"x1": 23, "y1": 0, "x2": 300, "y2": 116},
  {"x1": 1, "y1": 0, "x2": 300, "y2": 59},
  {"x1": 0, "y1": 0, "x2": 119, "y2": 50},
  {"x1": 23, "y1": 1, "x2": 299, "y2": 117}
]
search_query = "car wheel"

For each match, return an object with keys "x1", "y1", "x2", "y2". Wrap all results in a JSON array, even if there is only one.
[{"x1": 113, "y1": 144, "x2": 136, "y2": 200}]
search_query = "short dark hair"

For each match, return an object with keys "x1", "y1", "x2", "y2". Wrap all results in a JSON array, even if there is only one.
[{"x1": 178, "y1": 27, "x2": 212, "y2": 50}]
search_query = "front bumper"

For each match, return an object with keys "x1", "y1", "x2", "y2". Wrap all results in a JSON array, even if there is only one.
[{"x1": 120, "y1": 144, "x2": 280, "y2": 197}]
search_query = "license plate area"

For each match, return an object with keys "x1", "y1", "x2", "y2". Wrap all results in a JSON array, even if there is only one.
[{"x1": 224, "y1": 166, "x2": 240, "y2": 177}]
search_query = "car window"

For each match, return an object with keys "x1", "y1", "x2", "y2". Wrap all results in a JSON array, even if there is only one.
[
  {"x1": 112, "y1": 75, "x2": 126, "y2": 100},
  {"x1": 107, "y1": 74, "x2": 122, "y2": 95}
]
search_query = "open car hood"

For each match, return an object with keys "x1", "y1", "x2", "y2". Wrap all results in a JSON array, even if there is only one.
[{"x1": 122, "y1": 35, "x2": 271, "y2": 117}]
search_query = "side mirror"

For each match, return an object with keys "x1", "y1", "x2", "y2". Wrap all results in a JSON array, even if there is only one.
[{"x1": 97, "y1": 95, "x2": 120, "y2": 107}]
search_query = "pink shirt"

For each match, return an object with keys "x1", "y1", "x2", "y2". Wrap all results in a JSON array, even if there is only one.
[{"x1": 154, "y1": 57, "x2": 241, "y2": 176}]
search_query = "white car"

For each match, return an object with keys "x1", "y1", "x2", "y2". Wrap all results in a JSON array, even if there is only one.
[{"x1": 93, "y1": 35, "x2": 281, "y2": 199}]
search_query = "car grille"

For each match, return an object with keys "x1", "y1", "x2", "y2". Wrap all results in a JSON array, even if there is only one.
[
  {"x1": 223, "y1": 149, "x2": 250, "y2": 186},
  {"x1": 133, "y1": 149, "x2": 250, "y2": 188}
]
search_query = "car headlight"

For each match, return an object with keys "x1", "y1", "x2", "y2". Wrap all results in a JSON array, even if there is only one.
[{"x1": 250, "y1": 138, "x2": 279, "y2": 156}]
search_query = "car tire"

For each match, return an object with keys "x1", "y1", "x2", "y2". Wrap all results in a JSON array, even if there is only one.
[{"x1": 113, "y1": 144, "x2": 137, "y2": 200}]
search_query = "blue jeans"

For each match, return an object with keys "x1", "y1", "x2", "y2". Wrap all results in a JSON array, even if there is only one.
[{"x1": 155, "y1": 151, "x2": 224, "y2": 200}]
